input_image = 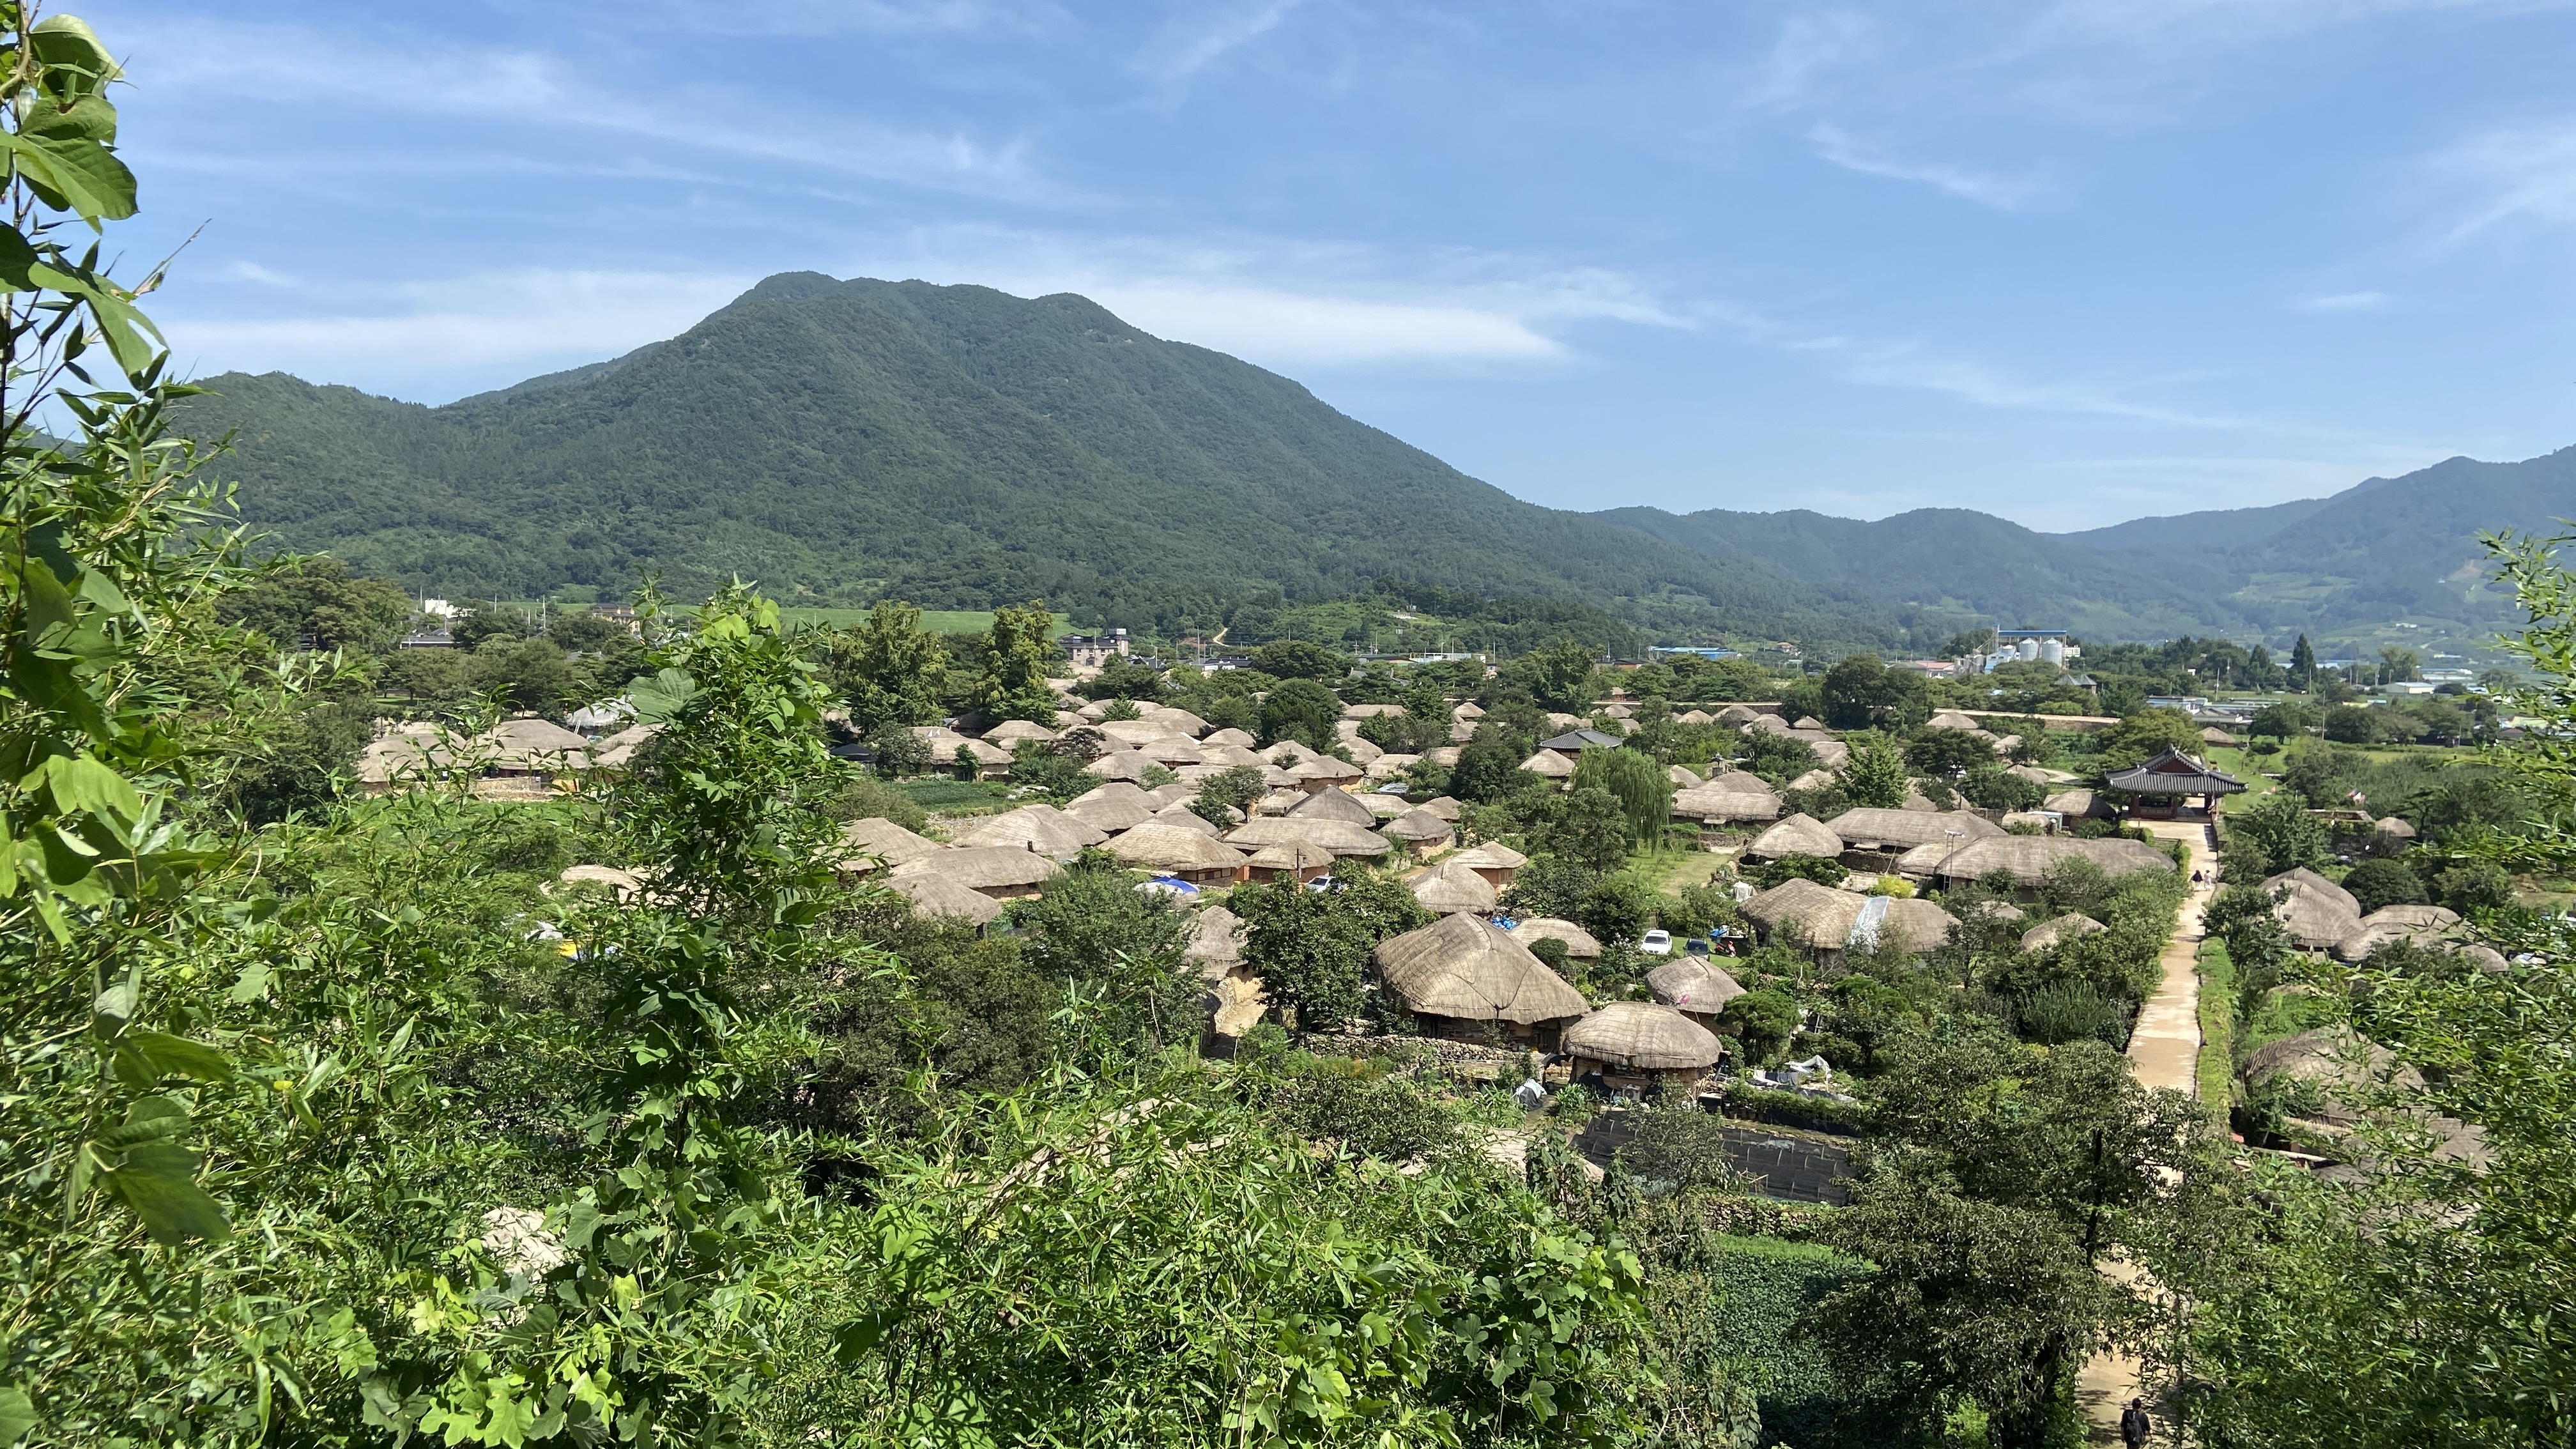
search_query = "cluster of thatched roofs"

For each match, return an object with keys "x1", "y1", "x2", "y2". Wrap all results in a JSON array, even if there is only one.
[
  {"x1": 358, "y1": 716, "x2": 661, "y2": 789},
  {"x1": 2259, "y1": 867, "x2": 2505, "y2": 968},
  {"x1": 1742, "y1": 807, "x2": 2175, "y2": 890}
]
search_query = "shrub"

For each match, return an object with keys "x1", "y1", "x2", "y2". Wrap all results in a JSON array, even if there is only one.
[
  {"x1": 1578, "y1": 875, "x2": 1661, "y2": 947},
  {"x1": 2436, "y1": 860, "x2": 2515, "y2": 914},
  {"x1": 1720, "y1": 990, "x2": 1802, "y2": 1064},
  {"x1": 1746, "y1": 854, "x2": 1846, "y2": 890},
  {"x1": 2341, "y1": 857, "x2": 2430, "y2": 912},
  {"x1": 2016, "y1": 982, "x2": 2128, "y2": 1047}
]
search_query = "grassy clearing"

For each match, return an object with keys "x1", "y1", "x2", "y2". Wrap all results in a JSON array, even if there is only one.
[
  {"x1": 896, "y1": 778, "x2": 1015, "y2": 815},
  {"x1": 1631, "y1": 847, "x2": 1733, "y2": 896},
  {"x1": 2195, "y1": 937, "x2": 2235, "y2": 1114}
]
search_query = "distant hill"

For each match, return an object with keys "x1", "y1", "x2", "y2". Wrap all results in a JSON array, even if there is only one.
[
  {"x1": 174, "y1": 271, "x2": 2574, "y2": 652},
  {"x1": 175, "y1": 274, "x2": 1910, "y2": 650},
  {"x1": 1595, "y1": 448, "x2": 2576, "y2": 647}
]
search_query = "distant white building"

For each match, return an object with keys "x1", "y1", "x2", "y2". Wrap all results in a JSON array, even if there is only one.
[{"x1": 1061, "y1": 629, "x2": 1130, "y2": 671}]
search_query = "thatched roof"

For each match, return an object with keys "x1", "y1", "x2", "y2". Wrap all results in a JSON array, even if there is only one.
[
  {"x1": 1667, "y1": 764, "x2": 1705, "y2": 788},
  {"x1": 1932, "y1": 835, "x2": 2177, "y2": 887},
  {"x1": 1676, "y1": 710, "x2": 1715, "y2": 726},
  {"x1": 2373, "y1": 815, "x2": 2418, "y2": 839},
  {"x1": 1745, "y1": 813, "x2": 1843, "y2": 859},
  {"x1": 1094, "y1": 719, "x2": 1181, "y2": 747},
  {"x1": 1742, "y1": 878, "x2": 1958, "y2": 952},
  {"x1": 1292, "y1": 755, "x2": 1365, "y2": 783},
  {"x1": 1245, "y1": 841, "x2": 1336, "y2": 872},
  {"x1": 1716, "y1": 705, "x2": 1761, "y2": 725},
  {"x1": 1144, "y1": 706, "x2": 1211, "y2": 737},
  {"x1": 1224, "y1": 817, "x2": 1393, "y2": 857},
  {"x1": 1563, "y1": 1002, "x2": 1723, "y2": 1071},
  {"x1": 356, "y1": 728, "x2": 461, "y2": 785},
  {"x1": 1070, "y1": 780, "x2": 1156, "y2": 810},
  {"x1": 2262, "y1": 866, "x2": 2358, "y2": 914},
  {"x1": 2021, "y1": 912, "x2": 2106, "y2": 952},
  {"x1": 2272, "y1": 889, "x2": 2365, "y2": 951},
  {"x1": 1927, "y1": 709, "x2": 1984, "y2": 732},
  {"x1": 1830, "y1": 808, "x2": 2004, "y2": 850},
  {"x1": 1544, "y1": 712, "x2": 1584, "y2": 730},
  {"x1": 891, "y1": 846, "x2": 1063, "y2": 893},
  {"x1": 1151, "y1": 802, "x2": 1227, "y2": 836},
  {"x1": 1066, "y1": 795, "x2": 1156, "y2": 834},
  {"x1": 1365, "y1": 752, "x2": 1419, "y2": 780},
  {"x1": 1184, "y1": 905, "x2": 1246, "y2": 977},
  {"x1": 2242, "y1": 1025, "x2": 2417, "y2": 1107},
  {"x1": 1340, "y1": 735, "x2": 1384, "y2": 763},
  {"x1": 2010, "y1": 765, "x2": 2065, "y2": 785},
  {"x1": 1892, "y1": 841, "x2": 1959, "y2": 877},
  {"x1": 951, "y1": 805, "x2": 1107, "y2": 858},
  {"x1": 1147, "y1": 781, "x2": 1199, "y2": 807},
  {"x1": 556, "y1": 864, "x2": 644, "y2": 901},
  {"x1": 1672, "y1": 770, "x2": 1782, "y2": 823},
  {"x1": 1519, "y1": 750, "x2": 1577, "y2": 779},
  {"x1": 1901, "y1": 790, "x2": 1940, "y2": 813},
  {"x1": 887, "y1": 870, "x2": 1007, "y2": 926},
  {"x1": 1408, "y1": 859, "x2": 1498, "y2": 915},
  {"x1": 1423, "y1": 747, "x2": 1462, "y2": 767},
  {"x1": 983, "y1": 719, "x2": 1057, "y2": 743},
  {"x1": 1254, "y1": 788, "x2": 1307, "y2": 816},
  {"x1": 1453, "y1": 702, "x2": 1485, "y2": 720},
  {"x1": 1288, "y1": 787, "x2": 1380, "y2": 827},
  {"x1": 838, "y1": 817, "x2": 946, "y2": 871},
  {"x1": 1801, "y1": 737, "x2": 1851, "y2": 768},
  {"x1": 1341, "y1": 702, "x2": 1406, "y2": 719},
  {"x1": 1382, "y1": 807, "x2": 1454, "y2": 843},
  {"x1": 2200, "y1": 726, "x2": 2239, "y2": 746},
  {"x1": 2043, "y1": 789, "x2": 2119, "y2": 820},
  {"x1": 1784, "y1": 768, "x2": 1834, "y2": 792},
  {"x1": 1108, "y1": 822, "x2": 1250, "y2": 873},
  {"x1": 1373, "y1": 914, "x2": 1588, "y2": 1024},
  {"x1": 1646, "y1": 958, "x2": 1745, "y2": 1013},
  {"x1": 1450, "y1": 840, "x2": 1528, "y2": 871},
  {"x1": 1420, "y1": 795, "x2": 1464, "y2": 821},
  {"x1": 2331, "y1": 905, "x2": 2464, "y2": 962},
  {"x1": 1202, "y1": 727, "x2": 1257, "y2": 747},
  {"x1": 1084, "y1": 749, "x2": 1163, "y2": 783},
  {"x1": 1509, "y1": 916, "x2": 1603, "y2": 958},
  {"x1": 1198, "y1": 744, "x2": 1268, "y2": 769}
]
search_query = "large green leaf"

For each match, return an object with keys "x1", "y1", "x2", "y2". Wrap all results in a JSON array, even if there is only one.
[
  {"x1": 119, "y1": 1031, "x2": 234, "y2": 1083},
  {"x1": 0, "y1": 1386, "x2": 34, "y2": 1445},
  {"x1": 0, "y1": 132, "x2": 137, "y2": 224},
  {"x1": 29, "y1": 15, "x2": 122, "y2": 92},
  {"x1": 105, "y1": 1142, "x2": 233, "y2": 1246}
]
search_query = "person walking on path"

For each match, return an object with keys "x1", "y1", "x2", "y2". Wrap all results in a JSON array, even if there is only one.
[{"x1": 2121, "y1": 1397, "x2": 2152, "y2": 1448}]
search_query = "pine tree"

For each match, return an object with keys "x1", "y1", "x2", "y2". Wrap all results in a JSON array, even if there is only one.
[{"x1": 2290, "y1": 633, "x2": 2318, "y2": 689}]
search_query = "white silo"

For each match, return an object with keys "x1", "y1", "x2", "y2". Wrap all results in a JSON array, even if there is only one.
[
  {"x1": 2040, "y1": 638, "x2": 2066, "y2": 666},
  {"x1": 2020, "y1": 638, "x2": 2041, "y2": 661}
]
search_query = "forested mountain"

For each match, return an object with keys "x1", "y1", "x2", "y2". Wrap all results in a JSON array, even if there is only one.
[
  {"x1": 178, "y1": 272, "x2": 2574, "y2": 652},
  {"x1": 1600, "y1": 447, "x2": 2576, "y2": 647},
  {"x1": 175, "y1": 274, "x2": 1908, "y2": 650}
]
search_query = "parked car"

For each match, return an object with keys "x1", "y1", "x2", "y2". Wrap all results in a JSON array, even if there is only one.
[{"x1": 1638, "y1": 929, "x2": 1673, "y2": 956}]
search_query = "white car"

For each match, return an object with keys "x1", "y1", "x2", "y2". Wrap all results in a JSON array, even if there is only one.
[{"x1": 1637, "y1": 929, "x2": 1673, "y2": 956}]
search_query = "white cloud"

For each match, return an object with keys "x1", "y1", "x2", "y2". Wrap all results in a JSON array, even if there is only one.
[
  {"x1": 842, "y1": 227, "x2": 1689, "y2": 367},
  {"x1": 160, "y1": 269, "x2": 753, "y2": 385},
  {"x1": 1809, "y1": 124, "x2": 2049, "y2": 208},
  {"x1": 1133, "y1": 0, "x2": 1301, "y2": 84},
  {"x1": 2298, "y1": 290, "x2": 2389, "y2": 312},
  {"x1": 2434, "y1": 116, "x2": 2576, "y2": 243},
  {"x1": 1740, "y1": 11, "x2": 1878, "y2": 112},
  {"x1": 130, "y1": 16, "x2": 1066, "y2": 206}
]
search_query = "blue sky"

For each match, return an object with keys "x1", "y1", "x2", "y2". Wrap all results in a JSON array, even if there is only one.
[{"x1": 87, "y1": 0, "x2": 2576, "y2": 531}]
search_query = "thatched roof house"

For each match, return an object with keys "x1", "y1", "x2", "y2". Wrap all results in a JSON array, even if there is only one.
[
  {"x1": 1244, "y1": 840, "x2": 1336, "y2": 882},
  {"x1": 1519, "y1": 749, "x2": 1577, "y2": 781},
  {"x1": 1365, "y1": 752, "x2": 1419, "y2": 780},
  {"x1": 1340, "y1": 735, "x2": 1384, "y2": 764},
  {"x1": 1224, "y1": 817, "x2": 1393, "y2": 857},
  {"x1": 2200, "y1": 726, "x2": 2239, "y2": 747},
  {"x1": 2264, "y1": 867, "x2": 2359, "y2": 916},
  {"x1": 1289, "y1": 755, "x2": 1365, "y2": 790},
  {"x1": 2331, "y1": 905, "x2": 2464, "y2": 962},
  {"x1": 1070, "y1": 780, "x2": 1156, "y2": 811},
  {"x1": 1288, "y1": 787, "x2": 1380, "y2": 827},
  {"x1": 2373, "y1": 815, "x2": 2418, "y2": 842},
  {"x1": 1381, "y1": 807, "x2": 1455, "y2": 852},
  {"x1": 1509, "y1": 916, "x2": 1603, "y2": 959},
  {"x1": 1786, "y1": 768, "x2": 1836, "y2": 792},
  {"x1": 2043, "y1": 789, "x2": 2120, "y2": 820},
  {"x1": 1830, "y1": 808, "x2": 2004, "y2": 852},
  {"x1": 1409, "y1": 859, "x2": 1499, "y2": 916},
  {"x1": 1891, "y1": 841, "x2": 1958, "y2": 878},
  {"x1": 1202, "y1": 727, "x2": 1257, "y2": 747},
  {"x1": 1930, "y1": 836, "x2": 2176, "y2": 889},
  {"x1": 1420, "y1": 795, "x2": 1464, "y2": 822},
  {"x1": 1066, "y1": 793, "x2": 1157, "y2": 834},
  {"x1": 1151, "y1": 802, "x2": 1227, "y2": 836},
  {"x1": 951, "y1": 805, "x2": 1107, "y2": 859},
  {"x1": 890, "y1": 845, "x2": 1062, "y2": 900},
  {"x1": 886, "y1": 870, "x2": 1008, "y2": 927},
  {"x1": 838, "y1": 816, "x2": 946, "y2": 873},
  {"x1": 1372, "y1": 913, "x2": 1588, "y2": 1045},
  {"x1": 1742, "y1": 878, "x2": 1958, "y2": 954},
  {"x1": 1448, "y1": 840, "x2": 1528, "y2": 887},
  {"x1": 1563, "y1": 1002, "x2": 1724, "y2": 1083},
  {"x1": 1715, "y1": 705, "x2": 1761, "y2": 726},
  {"x1": 1453, "y1": 702, "x2": 1485, "y2": 721},
  {"x1": 1667, "y1": 764, "x2": 1705, "y2": 788},
  {"x1": 1084, "y1": 749, "x2": 1163, "y2": 783},
  {"x1": 556, "y1": 864, "x2": 644, "y2": 903},
  {"x1": 2020, "y1": 913, "x2": 2106, "y2": 952},
  {"x1": 1927, "y1": 709, "x2": 1984, "y2": 732},
  {"x1": 983, "y1": 719, "x2": 1057, "y2": 744},
  {"x1": 1745, "y1": 813, "x2": 1843, "y2": 860},
  {"x1": 1144, "y1": 706, "x2": 1211, "y2": 737},
  {"x1": 1107, "y1": 823, "x2": 1249, "y2": 884},
  {"x1": 1671, "y1": 770, "x2": 1782, "y2": 824},
  {"x1": 1184, "y1": 905, "x2": 1246, "y2": 976},
  {"x1": 1646, "y1": 958, "x2": 1745, "y2": 1025}
]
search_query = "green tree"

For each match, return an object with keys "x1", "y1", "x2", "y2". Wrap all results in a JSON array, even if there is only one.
[
  {"x1": 1249, "y1": 638, "x2": 1350, "y2": 682},
  {"x1": 974, "y1": 599, "x2": 1061, "y2": 722},
  {"x1": 1531, "y1": 786, "x2": 1634, "y2": 873},
  {"x1": 1959, "y1": 763, "x2": 2045, "y2": 811},
  {"x1": 1234, "y1": 868, "x2": 1431, "y2": 1031},
  {"x1": 823, "y1": 599, "x2": 950, "y2": 733},
  {"x1": 2231, "y1": 789, "x2": 2329, "y2": 873},
  {"x1": 1449, "y1": 735, "x2": 1538, "y2": 803},
  {"x1": 1499, "y1": 638, "x2": 1601, "y2": 714},
  {"x1": 2096, "y1": 705, "x2": 2202, "y2": 770},
  {"x1": 1836, "y1": 739, "x2": 1910, "y2": 809},
  {"x1": 2340, "y1": 857, "x2": 2428, "y2": 912},
  {"x1": 2322, "y1": 703, "x2": 2384, "y2": 744},
  {"x1": 1576, "y1": 874, "x2": 1660, "y2": 947},
  {"x1": 1570, "y1": 745, "x2": 1671, "y2": 851},
  {"x1": 1259, "y1": 677, "x2": 1341, "y2": 751},
  {"x1": 1820, "y1": 654, "x2": 1929, "y2": 732},
  {"x1": 2289, "y1": 632, "x2": 2318, "y2": 688},
  {"x1": 1903, "y1": 726, "x2": 1993, "y2": 776},
  {"x1": 1190, "y1": 763, "x2": 1268, "y2": 826},
  {"x1": 1078, "y1": 651, "x2": 1164, "y2": 701},
  {"x1": 2249, "y1": 699, "x2": 2317, "y2": 741},
  {"x1": 1717, "y1": 990, "x2": 1800, "y2": 1062},
  {"x1": 220, "y1": 555, "x2": 416, "y2": 654}
]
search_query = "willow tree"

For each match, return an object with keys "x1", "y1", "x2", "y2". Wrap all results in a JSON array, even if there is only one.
[{"x1": 1572, "y1": 746, "x2": 1671, "y2": 852}]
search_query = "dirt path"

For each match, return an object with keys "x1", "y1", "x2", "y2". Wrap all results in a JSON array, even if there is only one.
[{"x1": 2076, "y1": 818, "x2": 2218, "y2": 1443}]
